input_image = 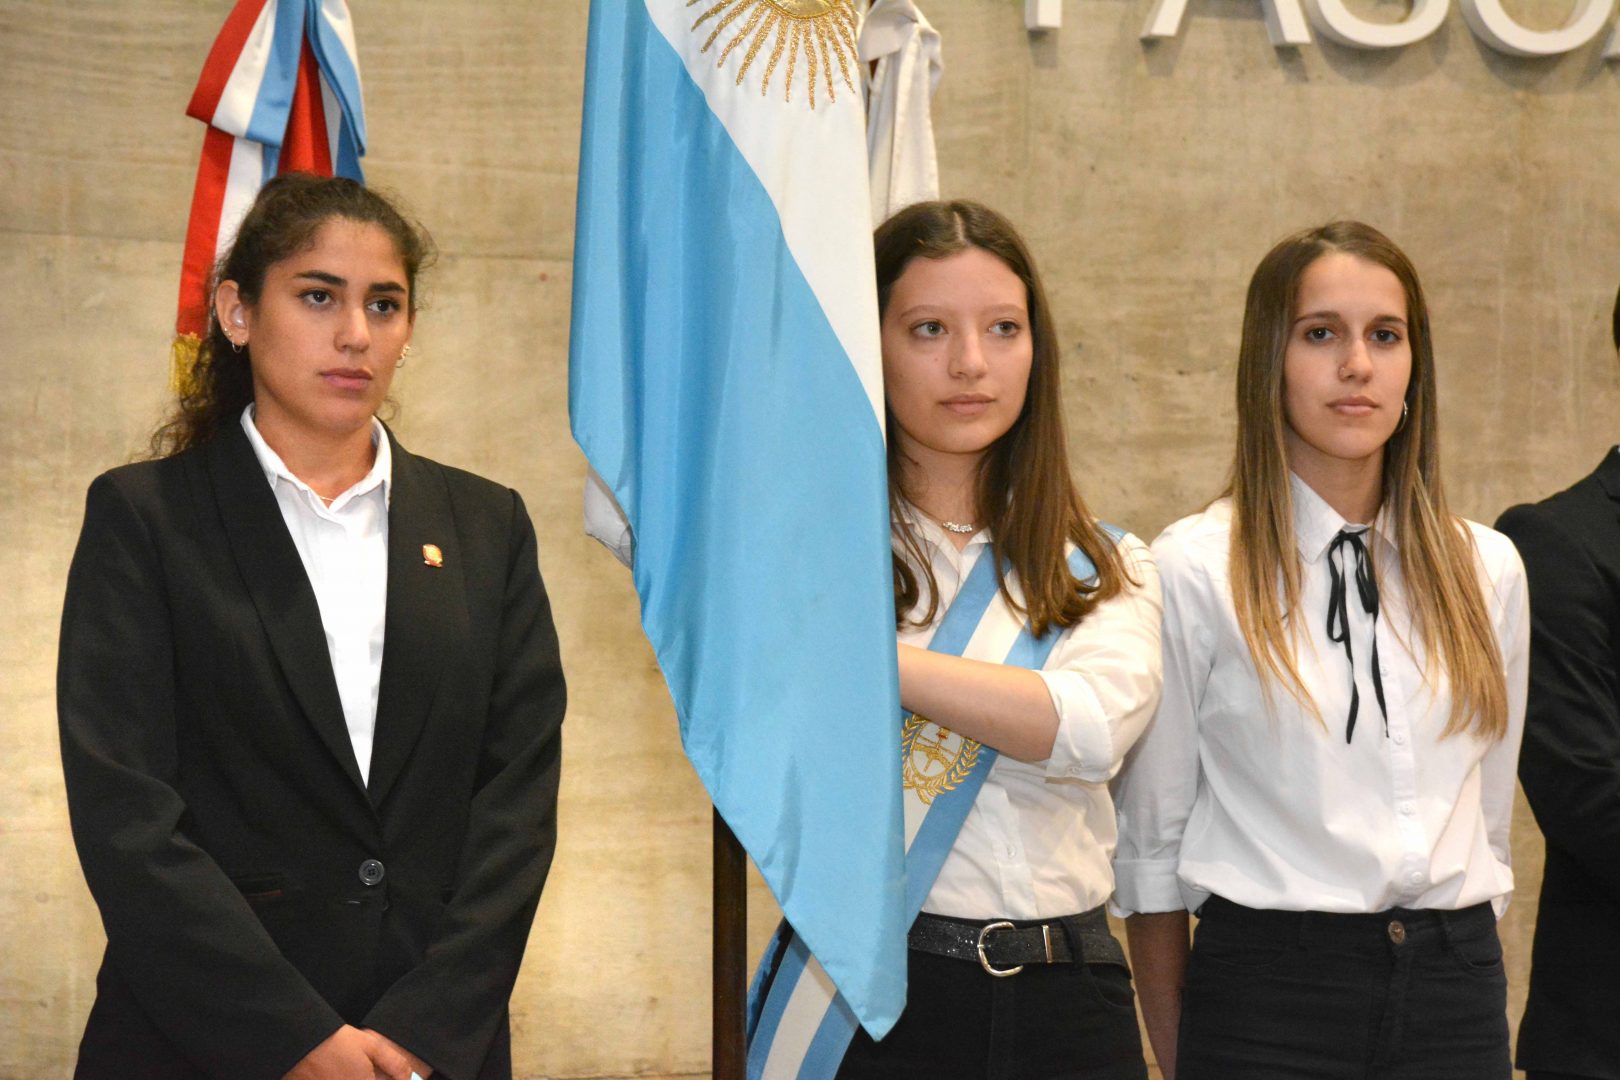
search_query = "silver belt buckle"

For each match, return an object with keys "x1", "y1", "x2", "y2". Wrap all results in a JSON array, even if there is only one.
[{"x1": 975, "y1": 920, "x2": 1024, "y2": 977}]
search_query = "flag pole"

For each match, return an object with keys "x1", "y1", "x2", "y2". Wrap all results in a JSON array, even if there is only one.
[{"x1": 713, "y1": 807, "x2": 747, "y2": 1079}]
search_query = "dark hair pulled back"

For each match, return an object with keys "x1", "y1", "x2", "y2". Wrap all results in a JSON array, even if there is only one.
[{"x1": 150, "y1": 173, "x2": 435, "y2": 457}]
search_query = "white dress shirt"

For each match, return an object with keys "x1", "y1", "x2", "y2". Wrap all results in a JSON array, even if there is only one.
[
  {"x1": 240, "y1": 407, "x2": 391, "y2": 784},
  {"x1": 1113, "y1": 475, "x2": 1529, "y2": 918},
  {"x1": 899, "y1": 511, "x2": 1164, "y2": 920}
]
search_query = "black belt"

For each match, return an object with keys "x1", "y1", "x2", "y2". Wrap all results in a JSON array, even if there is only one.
[{"x1": 908, "y1": 907, "x2": 1127, "y2": 977}]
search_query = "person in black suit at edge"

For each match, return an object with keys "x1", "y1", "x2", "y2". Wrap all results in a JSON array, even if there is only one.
[
  {"x1": 1495, "y1": 287, "x2": 1620, "y2": 1080},
  {"x1": 57, "y1": 174, "x2": 566, "y2": 1080}
]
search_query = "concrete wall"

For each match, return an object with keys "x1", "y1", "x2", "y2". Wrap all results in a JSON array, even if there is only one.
[{"x1": 2, "y1": 0, "x2": 1614, "y2": 1076}]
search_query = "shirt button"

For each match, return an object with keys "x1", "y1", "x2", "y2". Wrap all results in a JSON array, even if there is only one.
[
  {"x1": 1399, "y1": 802, "x2": 1415, "y2": 816},
  {"x1": 1408, "y1": 871, "x2": 1424, "y2": 886},
  {"x1": 1005, "y1": 846, "x2": 1018, "y2": 859},
  {"x1": 1387, "y1": 920, "x2": 1407, "y2": 945},
  {"x1": 1393, "y1": 732, "x2": 1407, "y2": 745},
  {"x1": 358, "y1": 859, "x2": 386, "y2": 887}
]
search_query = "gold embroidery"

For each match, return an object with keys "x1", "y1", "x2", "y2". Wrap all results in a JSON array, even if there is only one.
[
  {"x1": 785, "y1": 19, "x2": 802, "y2": 102},
  {"x1": 688, "y1": 0, "x2": 858, "y2": 108},
  {"x1": 901, "y1": 713, "x2": 981, "y2": 806}
]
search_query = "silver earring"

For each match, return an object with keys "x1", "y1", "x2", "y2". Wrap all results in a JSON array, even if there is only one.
[
  {"x1": 230, "y1": 337, "x2": 243, "y2": 354},
  {"x1": 1395, "y1": 400, "x2": 1409, "y2": 432}
]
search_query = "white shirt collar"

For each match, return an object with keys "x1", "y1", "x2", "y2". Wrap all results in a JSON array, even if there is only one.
[
  {"x1": 1289, "y1": 472, "x2": 1394, "y2": 565},
  {"x1": 239, "y1": 404, "x2": 392, "y2": 510}
]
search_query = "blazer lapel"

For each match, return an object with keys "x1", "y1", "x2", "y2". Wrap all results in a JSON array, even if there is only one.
[
  {"x1": 367, "y1": 433, "x2": 466, "y2": 806},
  {"x1": 205, "y1": 425, "x2": 369, "y2": 795}
]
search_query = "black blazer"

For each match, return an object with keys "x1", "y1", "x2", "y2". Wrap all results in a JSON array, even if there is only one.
[
  {"x1": 57, "y1": 421, "x2": 565, "y2": 1080},
  {"x1": 1498, "y1": 451, "x2": 1620, "y2": 1079}
]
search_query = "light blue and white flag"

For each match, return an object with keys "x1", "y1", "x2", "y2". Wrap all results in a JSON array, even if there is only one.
[{"x1": 568, "y1": 0, "x2": 906, "y2": 1038}]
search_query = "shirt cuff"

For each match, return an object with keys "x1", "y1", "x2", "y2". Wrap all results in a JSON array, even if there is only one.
[
  {"x1": 1036, "y1": 668, "x2": 1115, "y2": 781},
  {"x1": 1110, "y1": 857, "x2": 1185, "y2": 916}
]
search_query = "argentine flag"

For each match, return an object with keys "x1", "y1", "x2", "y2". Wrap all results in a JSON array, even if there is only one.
[{"x1": 568, "y1": 0, "x2": 907, "y2": 1039}]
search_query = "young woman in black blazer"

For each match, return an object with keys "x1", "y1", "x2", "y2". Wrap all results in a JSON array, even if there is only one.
[{"x1": 58, "y1": 174, "x2": 565, "y2": 1080}]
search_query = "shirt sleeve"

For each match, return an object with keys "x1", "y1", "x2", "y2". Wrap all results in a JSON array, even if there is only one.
[
  {"x1": 1478, "y1": 529, "x2": 1529, "y2": 889},
  {"x1": 1110, "y1": 523, "x2": 1215, "y2": 916},
  {"x1": 1036, "y1": 533, "x2": 1164, "y2": 784}
]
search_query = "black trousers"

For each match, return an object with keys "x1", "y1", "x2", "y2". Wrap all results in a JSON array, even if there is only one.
[
  {"x1": 1178, "y1": 896, "x2": 1510, "y2": 1080},
  {"x1": 836, "y1": 914, "x2": 1148, "y2": 1080}
]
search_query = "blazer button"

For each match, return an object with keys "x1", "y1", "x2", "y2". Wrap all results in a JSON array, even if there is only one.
[{"x1": 358, "y1": 859, "x2": 386, "y2": 887}]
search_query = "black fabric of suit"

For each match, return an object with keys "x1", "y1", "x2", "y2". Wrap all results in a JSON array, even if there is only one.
[
  {"x1": 58, "y1": 421, "x2": 566, "y2": 1080},
  {"x1": 1497, "y1": 451, "x2": 1620, "y2": 1080}
]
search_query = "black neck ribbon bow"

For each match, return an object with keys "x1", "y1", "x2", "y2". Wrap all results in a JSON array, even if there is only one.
[{"x1": 1325, "y1": 528, "x2": 1389, "y2": 743}]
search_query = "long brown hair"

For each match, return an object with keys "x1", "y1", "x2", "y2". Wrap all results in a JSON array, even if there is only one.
[
  {"x1": 150, "y1": 174, "x2": 435, "y2": 457},
  {"x1": 1228, "y1": 220, "x2": 1507, "y2": 740},
  {"x1": 876, "y1": 200, "x2": 1130, "y2": 638}
]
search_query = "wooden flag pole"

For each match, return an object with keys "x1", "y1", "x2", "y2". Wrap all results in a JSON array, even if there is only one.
[{"x1": 713, "y1": 808, "x2": 748, "y2": 1080}]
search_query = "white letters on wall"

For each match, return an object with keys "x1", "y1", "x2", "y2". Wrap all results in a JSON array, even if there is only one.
[
  {"x1": 1303, "y1": 0, "x2": 1448, "y2": 47},
  {"x1": 1141, "y1": 0, "x2": 1312, "y2": 47},
  {"x1": 1131, "y1": 0, "x2": 1620, "y2": 58},
  {"x1": 1026, "y1": 0, "x2": 1063, "y2": 29},
  {"x1": 1458, "y1": 0, "x2": 1618, "y2": 56}
]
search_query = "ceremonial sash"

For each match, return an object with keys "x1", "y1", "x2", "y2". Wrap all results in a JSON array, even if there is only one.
[{"x1": 746, "y1": 536, "x2": 1115, "y2": 1079}]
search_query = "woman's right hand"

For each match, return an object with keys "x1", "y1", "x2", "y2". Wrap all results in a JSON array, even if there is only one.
[{"x1": 283, "y1": 1025, "x2": 415, "y2": 1080}]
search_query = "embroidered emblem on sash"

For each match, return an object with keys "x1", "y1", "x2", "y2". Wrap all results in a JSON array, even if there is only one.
[
  {"x1": 688, "y1": 0, "x2": 858, "y2": 108},
  {"x1": 900, "y1": 713, "x2": 981, "y2": 806}
]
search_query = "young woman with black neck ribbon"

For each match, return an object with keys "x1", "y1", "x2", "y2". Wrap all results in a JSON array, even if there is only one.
[{"x1": 1115, "y1": 221, "x2": 1528, "y2": 1080}]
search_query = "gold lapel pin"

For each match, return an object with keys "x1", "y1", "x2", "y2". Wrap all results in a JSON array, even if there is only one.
[{"x1": 422, "y1": 543, "x2": 444, "y2": 568}]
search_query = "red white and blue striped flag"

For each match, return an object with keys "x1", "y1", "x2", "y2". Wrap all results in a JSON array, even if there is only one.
[{"x1": 174, "y1": 0, "x2": 366, "y2": 385}]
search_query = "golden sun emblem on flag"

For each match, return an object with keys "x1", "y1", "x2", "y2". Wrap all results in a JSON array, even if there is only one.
[
  {"x1": 900, "y1": 713, "x2": 981, "y2": 806},
  {"x1": 688, "y1": 0, "x2": 859, "y2": 108}
]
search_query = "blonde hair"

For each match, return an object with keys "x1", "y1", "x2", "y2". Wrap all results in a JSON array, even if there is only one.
[{"x1": 1227, "y1": 221, "x2": 1507, "y2": 740}]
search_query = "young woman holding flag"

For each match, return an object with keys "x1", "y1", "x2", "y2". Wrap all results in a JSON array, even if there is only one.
[
  {"x1": 1115, "y1": 221, "x2": 1527, "y2": 1079},
  {"x1": 830, "y1": 200, "x2": 1163, "y2": 1079}
]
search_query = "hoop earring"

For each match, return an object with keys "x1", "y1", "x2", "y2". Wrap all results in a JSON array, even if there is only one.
[
  {"x1": 1395, "y1": 400, "x2": 1409, "y2": 433},
  {"x1": 230, "y1": 337, "x2": 243, "y2": 354}
]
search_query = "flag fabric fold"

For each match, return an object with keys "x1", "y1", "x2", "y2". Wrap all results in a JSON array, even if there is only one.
[
  {"x1": 568, "y1": 0, "x2": 907, "y2": 1038},
  {"x1": 173, "y1": 0, "x2": 365, "y2": 385}
]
